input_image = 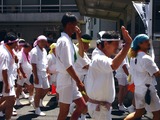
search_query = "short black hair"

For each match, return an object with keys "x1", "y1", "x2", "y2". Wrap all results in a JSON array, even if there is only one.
[
  {"x1": 100, "y1": 31, "x2": 120, "y2": 48},
  {"x1": 81, "y1": 34, "x2": 92, "y2": 40},
  {"x1": 61, "y1": 12, "x2": 77, "y2": 27},
  {"x1": 4, "y1": 33, "x2": 17, "y2": 45},
  {"x1": 102, "y1": 31, "x2": 120, "y2": 39},
  {"x1": 23, "y1": 42, "x2": 31, "y2": 48}
]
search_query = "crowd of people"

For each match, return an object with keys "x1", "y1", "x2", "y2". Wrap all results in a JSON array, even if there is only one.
[{"x1": 0, "y1": 12, "x2": 160, "y2": 120}]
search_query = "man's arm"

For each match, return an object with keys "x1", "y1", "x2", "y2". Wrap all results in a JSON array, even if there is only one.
[
  {"x1": 32, "y1": 63, "x2": 39, "y2": 84},
  {"x1": 66, "y1": 66, "x2": 85, "y2": 91},
  {"x1": 75, "y1": 26, "x2": 84, "y2": 57},
  {"x1": 111, "y1": 26, "x2": 132, "y2": 70},
  {"x1": 2, "y1": 69, "x2": 10, "y2": 93},
  {"x1": 122, "y1": 64, "x2": 129, "y2": 76}
]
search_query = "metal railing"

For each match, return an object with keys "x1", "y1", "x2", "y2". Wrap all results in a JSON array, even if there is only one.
[{"x1": 0, "y1": 4, "x2": 78, "y2": 13}]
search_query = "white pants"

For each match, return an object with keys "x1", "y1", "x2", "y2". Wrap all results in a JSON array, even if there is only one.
[{"x1": 88, "y1": 102, "x2": 112, "y2": 120}]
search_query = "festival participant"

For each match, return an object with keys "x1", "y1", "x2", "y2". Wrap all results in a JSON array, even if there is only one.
[
  {"x1": 85, "y1": 26, "x2": 132, "y2": 120},
  {"x1": 124, "y1": 34, "x2": 160, "y2": 120},
  {"x1": 56, "y1": 12, "x2": 87, "y2": 120}
]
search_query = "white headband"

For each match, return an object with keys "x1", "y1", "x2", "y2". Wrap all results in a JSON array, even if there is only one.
[{"x1": 101, "y1": 38, "x2": 121, "y2": 41}]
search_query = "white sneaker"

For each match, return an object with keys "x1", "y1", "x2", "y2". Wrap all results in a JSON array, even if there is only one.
[
  {"x1": 118, "y1": 104, "x2": 127, "y2": 111},
  {"x1": 15, "y1": 99, "x2": 22, "y2": 106},
  {"x1": 13, "y1": 107, "x2": 16, "y2": 112},
  {"x1": 35, "y1": 108, "x2": 46, "y2": 116},
  {"x1": 21, "y1": 91, "x2": 29, "y2": 99},
  {"x1": 80, "y1": 114, "x2": 87, "y2": 120},
  {"x1": 128, "y1": 105, "x2": 135, "y2": 113},
  {"x1": 29, "y1": 96, "x2": 34, "y2": 103},
  {"x1": 12, "y1": 108, "x2": 17, "y2": 116},
  {"x1": 0, "y1": 111, "x2": 4, "y2": 117}
]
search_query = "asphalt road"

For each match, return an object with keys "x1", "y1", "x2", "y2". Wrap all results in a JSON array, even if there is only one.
[{"x1": 0, "y1": 94, "x2": 153, "y2": 120}]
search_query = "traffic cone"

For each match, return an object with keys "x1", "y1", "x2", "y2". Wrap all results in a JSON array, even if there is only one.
[{"x1": 51, "y1": 84, "x2": 56, "y2": 95}]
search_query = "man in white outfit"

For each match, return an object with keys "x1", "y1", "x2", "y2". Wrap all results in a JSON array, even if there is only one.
[
  {"x1": 125, "y1": 34, "x2": 160, "y2": 120},
  {"x1": 0, "y1": 33, "x2": 18, "y2": 120},
  {"x1": 56, "y1": 12, "x2": 87, "y2": 120},
  {"x1": 86, "y1": 26, "x2": 132, "y2": 120},
  {"x1": 30, "y1": 35, "x2": 50, "y2": 116}
]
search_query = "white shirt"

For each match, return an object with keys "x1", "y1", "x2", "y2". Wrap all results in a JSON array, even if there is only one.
[
  {"x1": 74, "y1": 52, "x2": 91, "y2": 80},
  {"x1": 0, "y1": 45, "x2": 15, "y2": 87},
  {"x1": 19, "y1": 49, "x2": 32, "y2": 76},
  {"x1": 130, "y1": 52, "x2": 159, "y2": 87},
  {"x1": 86, "y1": 48, "x2": 115, "y2": 103},
  {"x1": 56, "y1": 32, "x2": 77, "y2": 86},
  {"x1": 30, "y1": 45, "x2": 48, "y2": 76},
  {"x1": 47, "y1": 53, "x2": 57, "y2": 74},
  {"x1": 115, "y1": 57, "x2": 129, "y2": 78},
  {"x1": 91, "y1": 47, "x2": 99, "y2": 60}
]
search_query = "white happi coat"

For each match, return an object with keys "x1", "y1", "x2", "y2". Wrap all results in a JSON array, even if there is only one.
[
  {"x1": 86, "y1": 48, "x2": 115, "y2": 103},
  {"x1": 56, "y1": 32, "x2": 77, "y2": 87},
  {"x1": 0, "y1": 45, "x2": 16, "y2": 96}
]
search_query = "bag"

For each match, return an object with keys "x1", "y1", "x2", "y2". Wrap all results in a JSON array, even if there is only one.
[{"x1": 145, "y1": 84, "x2": 151, "y2": 105}]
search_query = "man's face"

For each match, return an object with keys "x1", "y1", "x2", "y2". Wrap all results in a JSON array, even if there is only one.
[
  {"x1": 104, "y1": 41, "x2": 119, "y2": 55},
  {"x1": 83, "y1": 42, "x2": 90, "y2": 52},
  {"x1": 139, "y1": 40, "x2": 150, "y2": 51},
  {"x1": 38, "y1": 40, "x2": 47, "y2": 48},
  {"x1": 68, "y1": 22, "x2": 78, "y2": 34}
]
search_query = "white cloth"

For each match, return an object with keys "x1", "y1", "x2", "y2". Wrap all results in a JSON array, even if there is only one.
[
  {"x1": 130, "y1": 52, "x2": 158, "y2": 87},
  {"x1": 88, "y1": 102, "x2": 112, "y2": 120},
  {"x1": 19, "y1": 50, "x2": 32, "y2": 77},
  {"x1": 91, "y1": 47, "x2": 99, "y2": 60},
  {"x1": 47, "y1": 53, "x2": 57, "y2": 84},
  {"x1": 86, "y1": 48, "x2": 115, "y2": 103},
  {"x1": 56, "y1": 32, "x2": 77, "y2": 86},
  {"x1": 30, "y1": 45, "x2": 48, "y2": 72},
  {"x1": 115, "y1": 58, "x2": 129, "y2": 78},
  {"x1": 30, "y1": 45, "x2": 49, "y2": 89},
  {"x1": 74, "y1": 52, "x2": 91, "y2": 81},
  {"x1": 56, "y1": 32, "x2": 81, "y2": 103},
  {"x1": 47, "y1": 53, "x2": 57, "y2": 74},
  {"x1": 130, "y1": 51, "x2": 160, "y2": 112},
  {"x1": 0, "y1": 45, "x2": 16, "y2": 96}
]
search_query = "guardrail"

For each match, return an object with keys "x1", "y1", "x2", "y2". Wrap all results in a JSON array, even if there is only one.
[{"x1": 0, "y1": 4, "x2": 78, "y2": 13}]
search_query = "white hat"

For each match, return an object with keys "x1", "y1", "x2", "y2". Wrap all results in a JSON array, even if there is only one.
[{"x1": 37, "y1": 35, "x2": 47, "y2": 41}]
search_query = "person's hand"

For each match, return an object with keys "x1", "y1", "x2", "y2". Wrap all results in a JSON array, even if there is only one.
[
  {"x1": 5, "y1": 84, "x2": 10, "y2": 93},
  {"x1": 74, "y1": 26, "x2": 81, "y2": 41},
  {"x1": 76, "y1": 80, "x2": 85, "y2": 92},
  {"x1": 22, "y1": 73, "x2": 27, "y2": 78},
  {"x1": 18, "y1": 74, "x2": 23, "y2": 80},
  {"x1": 121, "y1": 26, "x2": 132, "y2": 44}
]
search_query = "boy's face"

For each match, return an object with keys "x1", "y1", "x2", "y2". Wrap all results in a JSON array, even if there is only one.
[
  {"x1": 83, "y1": 42, "x2": 90, "y2": 52},
  {"x1": 104, "y1": 41, "x2": 120, "y2": 55},
  {"x1": 68, "y1": 22, "x2": 78, "y2": 34},
  {"x1": 38, "y1": 40, "x2": 47, "y2": 48}
]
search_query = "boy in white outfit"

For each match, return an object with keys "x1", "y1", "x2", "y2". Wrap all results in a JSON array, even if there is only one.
[
  {"x1": 125, "y1": 34, "x2": 160, "y2": 120},
  {"x1": 86, "y1": 26, "x2": 132, "y2": 120},
  {"x1": 16, "y1": 42, "x2": 34, "y2": 105},
  {"x1": 56, "y1": 12, "x2": 87, "y2": 120},
  {"x1": 0, "y1": 33, "x2": 18, "y2": 120},
  {"x1": 115, "y1": 56, "x2": 129, "y2": 111},
  {"x1": 47, "y1": 43, "x2": 57, "y2": 94},
  {"x1": 30, "y1": 35, "x2": 50, "y2": 116}
]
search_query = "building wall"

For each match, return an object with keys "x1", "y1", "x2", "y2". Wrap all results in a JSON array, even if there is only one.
[{"x1": 0, "y1": 0, "x2": 80, "y2": 42}]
